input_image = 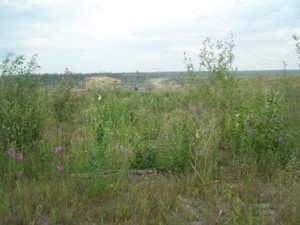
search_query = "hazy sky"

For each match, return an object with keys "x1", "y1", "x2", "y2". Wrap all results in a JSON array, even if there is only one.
[{"x1": 0, "y1": 0, "x2": 300, "y2": 73}]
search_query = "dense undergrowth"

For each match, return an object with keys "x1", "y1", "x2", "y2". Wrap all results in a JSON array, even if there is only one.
[{"x1": 0, "y1": 36, "x2": 300, "y2": 224}]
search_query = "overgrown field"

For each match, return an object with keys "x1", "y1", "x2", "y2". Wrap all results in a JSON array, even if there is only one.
[{"x1": 1, "y1": 38, "x2": 300, "y2": 224}]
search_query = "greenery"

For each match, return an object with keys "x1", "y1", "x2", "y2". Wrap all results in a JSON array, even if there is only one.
[{"x1": 0, "y1": 35, "x2": 299, "y2": 224}]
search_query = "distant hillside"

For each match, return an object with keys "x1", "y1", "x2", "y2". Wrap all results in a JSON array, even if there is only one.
[{"x1": 84, "y1": 76, "x2": 121, "y2": 89}]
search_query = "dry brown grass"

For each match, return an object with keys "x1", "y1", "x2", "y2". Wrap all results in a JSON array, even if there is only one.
[{"x1": 84, "y1": 76, "x2": 121, "y2": 90}]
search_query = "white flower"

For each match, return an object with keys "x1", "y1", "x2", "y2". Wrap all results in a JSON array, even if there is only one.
[{"x1": 98, "y1": 95, "x2": 102, "y2": 101}]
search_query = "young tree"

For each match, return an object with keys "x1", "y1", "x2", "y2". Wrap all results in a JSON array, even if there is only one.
[{"x1": 292, "y1": 34, "x2": 300, "y2": 68}]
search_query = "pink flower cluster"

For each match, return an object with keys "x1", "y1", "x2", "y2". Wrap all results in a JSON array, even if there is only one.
[
  {"x1": 8, "y1": 148, "x2": 24, "y2": 176},
  {"x1": 277, "y1": 136, "x2": 284, "y2": 143},
  {"x1": 55, "y1": 146, "x2": 64, "y2": 173},
  {"x1": 7, "y1": 148, "x2": 23, "y2": 160},
  {"x1": 57, "y1": 164, "x2": 63, "y2": 173},
  {"x1": 55, "y1": 146, "x2": 63, "y2": 153}
]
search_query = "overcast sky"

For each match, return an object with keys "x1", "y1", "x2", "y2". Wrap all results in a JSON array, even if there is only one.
[{"x1": 0, "y1": 0, "x2": 299, "y2": 73}]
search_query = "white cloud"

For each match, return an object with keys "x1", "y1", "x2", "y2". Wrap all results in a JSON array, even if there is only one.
[{"x1": 0, "y1": 0, "x2": 299, "y2": 72}]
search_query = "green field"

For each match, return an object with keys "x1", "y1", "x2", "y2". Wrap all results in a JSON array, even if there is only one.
[{"x1": 1, "y1": 39, "x2": 300, "y2": 224}]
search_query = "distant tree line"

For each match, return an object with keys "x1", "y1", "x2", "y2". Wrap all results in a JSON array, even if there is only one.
[{"x1": 40, "y1": 71, "x2": 186, "y2": 86}]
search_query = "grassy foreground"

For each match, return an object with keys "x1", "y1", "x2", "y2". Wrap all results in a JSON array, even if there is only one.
[
  {"x1": 1, "y1": 39, "x2": 300, "y2": 224},
  {"x1": 0, "y1": 71, "x2": 300, "y2": 225}
]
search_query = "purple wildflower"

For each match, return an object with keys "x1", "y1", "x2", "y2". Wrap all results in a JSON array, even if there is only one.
[
  {"x1": 17, "y1": 151, "x2": 23, "y2": 160},
  {"x1": 57, "y1": 164, "x2": 63, "y2": 173},
  {"x1": 8, "y1": 148, "x2": 16, "y2": 159},
  {"x1": 277, "y1": 136, "x2": 284, "y2": 143},
  {"x1": 55, "y1": 146, "x2": 63, "y2": 153}
]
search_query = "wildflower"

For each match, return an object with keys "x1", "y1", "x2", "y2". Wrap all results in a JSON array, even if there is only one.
[
  {"x1": 22, "y1": 144, "x2": 26, "y2": 149},
  {"x1": 277, "y1": 136, "x2": 284, "y2": 143},
  {"x1": 17, "y1": 151, "x2": 23, "y2": 160},
  {"x1": 57, "y1": 164, "x2": 63, "y2": 173},
  {"x1": 55, "y1": 146, "x2": 63, "y2": 153},
  {"x1": 8, "y1": 148, "x2": 16, "y2": 159},
  {"x1": 15, "y1": 170, "x2": 23, "y2": 176},
  {"x1": 98, "y1": 95, "x2": 102, "y2": 101}
]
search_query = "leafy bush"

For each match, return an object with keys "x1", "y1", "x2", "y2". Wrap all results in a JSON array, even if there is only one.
[
  {"x1": 185, "y1": 35, "x2": 298, "y2": 176},
  {"x1": 52, "y1": 69, "x2": 79, "y2": 125},
  {"x1": 224, "y1": 90, "x2": 293, "y2": 168},
  {"x1": 0, "y1": 53, "x2": 45, "y2": 176}
]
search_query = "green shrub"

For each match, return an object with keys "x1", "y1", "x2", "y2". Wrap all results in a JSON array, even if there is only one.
[
  {"x1": 0, "y1": 53, "x2": 45, "y2": 177},
  {"x1": 224, "y1": 90, "x2": 292, "y2": 167},
  {"x1": 52, "y1": 69, "x2": 79, "y2": 125},
  {"x1": 185, "y1": 35, "x2": 298, "y2": 176}
]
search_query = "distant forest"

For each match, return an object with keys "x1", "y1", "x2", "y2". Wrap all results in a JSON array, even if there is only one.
[{"x1": 40, "y1": 70, "x2": 299, "y2": 86}]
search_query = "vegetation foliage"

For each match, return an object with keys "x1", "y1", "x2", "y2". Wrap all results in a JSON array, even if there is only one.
[{"x1": 0, "y1": 35, "x2": 299, "y2": 224}]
